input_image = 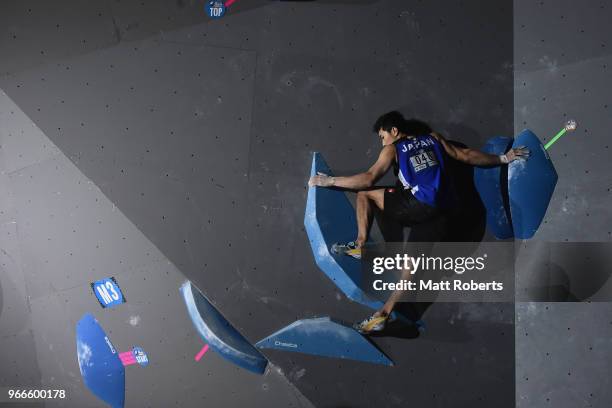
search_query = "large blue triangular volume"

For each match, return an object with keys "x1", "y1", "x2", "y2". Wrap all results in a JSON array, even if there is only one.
[
  {"x1": 508, "y1": 130, "x2": 558, "y2": 239},
  {"x1": 304, "y1": 152, "x2": 383, "y2": 310},
  {"x1": 256, "y1": 317, "x2": 393, "y2": 366}
]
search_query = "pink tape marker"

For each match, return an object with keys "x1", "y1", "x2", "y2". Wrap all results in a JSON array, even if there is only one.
[
  {"x1": 194, "y1": 344, "x2": 210, "y2": 362},
  {"x1": 119, "y1": 351, "x2": 137, "y2": 366},
  {"x1": 225, "y1": 0, "x2": 236, "y2": 7}
]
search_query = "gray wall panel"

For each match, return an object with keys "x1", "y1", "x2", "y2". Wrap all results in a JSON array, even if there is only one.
[
  {"x1": 515, "y1": 1, "x2": 612, "y2": 407},
  {"x1": 0, "y1": 112, "x2": 44, "y2": 400},
  {"x1": 0, "y1": 91, "x2": 313, "y2": 407},
  {"x1": 516, "y1": 303, "x2": 612, "y2": 408},
  {"x1": 515, "y1": 55, "x2": 612, "y2": 242},
  {"x1": 0, "y1": 89, "x2": 62, "y2": 174},
  {"x1": 515, "y1": 0, "x2": 612, "y2": 74},
  {"x1": 0, "y1": 331, "x2": 44, "y2": 394},
  {"x1": 1, "y1": 39, "x2": 257, "y2": 304},
  {"x1": 0, "y1": 221, "x2": 31, "y2": 338},
  {"x1": 0, "y1": 0, "x2": 117, "y2": 76},
  {"x1": 0, "y1": 0, "x2": 267, "y2": 76},
  {"x1": 8, "y1": 154, "x2": 163, "y2": 300}
]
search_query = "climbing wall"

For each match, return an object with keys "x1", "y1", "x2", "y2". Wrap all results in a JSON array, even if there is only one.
[
  {"x1": 514, "y1": 0, "x2": 612, "y2": 406},
  {"x1": 1, "y1": 1, "x2": 516, "y2": 407}
]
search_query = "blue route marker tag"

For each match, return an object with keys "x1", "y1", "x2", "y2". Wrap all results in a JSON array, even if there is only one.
[
  {"x1": 91, "y1": 277, "x2": 125, "y2": 308},
  {"x1": 132, "y1": 346, "x2": 149, "y2": 367},
  {"x1": 206, "y1": 1, "x2": 226, "y2": 19}
]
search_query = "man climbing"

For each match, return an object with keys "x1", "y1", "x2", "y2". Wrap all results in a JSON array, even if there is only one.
[{"x1": 308, "y1": 111, "x2": 529, "y2": 333}]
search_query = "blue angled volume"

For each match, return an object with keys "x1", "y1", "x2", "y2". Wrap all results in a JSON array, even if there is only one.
[
  {"x1": 256, "y1": 317, "x2": 393, "y2": 366},
  {"x1": 180, "y1": 281, "x2": 268, "y2": 375},
  {"x1": 508, "y1": 130, "x2": 558, "y2": 239},
  {"x1": 76, "y1": 314, "x2": 125, "y2": 408},
  {"x1": 305, "y1": 153, "x2": 384, "y2": 311}
]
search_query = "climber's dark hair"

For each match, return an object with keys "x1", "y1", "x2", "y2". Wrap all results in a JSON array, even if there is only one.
[{"x1": 372, "y1": 111, "x2": 432, "y2": 136}]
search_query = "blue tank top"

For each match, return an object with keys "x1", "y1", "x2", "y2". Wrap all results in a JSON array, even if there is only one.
[{"x1": 394, "y1": 134, "x2": 448, "y2": 208}]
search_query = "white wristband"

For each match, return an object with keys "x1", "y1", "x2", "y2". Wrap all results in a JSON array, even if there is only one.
[{"x1": 499, "y1": 154, "x2": 509, "y2": 164}]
